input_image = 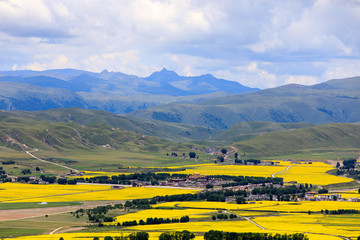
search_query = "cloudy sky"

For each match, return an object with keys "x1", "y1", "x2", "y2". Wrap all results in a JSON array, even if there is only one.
[{"x1": 0, "y1": 0, "x2": 359, "y2": 88}]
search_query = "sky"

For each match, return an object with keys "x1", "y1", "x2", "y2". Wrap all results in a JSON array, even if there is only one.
[{"x1": 0, "y1": 0, "x2": 360, "y2": 89}]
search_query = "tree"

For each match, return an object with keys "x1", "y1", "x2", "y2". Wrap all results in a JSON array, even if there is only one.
[
  {"x1": 135, "y1": 232, "x2": 149, "y2": 240},
  {"x1": 336, "y1": 162, "x2": 340, "y2": 168},
  {"x1": 358, "y1": 188, "x2": 360, "y2": 194},
  {"x1": 234, "y1": 152, "x2": 238, "y2": 159},
  {"x1": 104, "y1": 237, "x2": 113, "y2": 240},
  {"x1": 217, "y1": 156, "x2": 224, "y2": 162},
  {"x1": 93, "y1": 237, "x2": 99, "y2": 240},
  {"x1": 212, "y1": 215, "x2": 216, "y2": 220},
  {"x1": 189, "y1": 152, "x2": 196, "y2": 158},
  {"x1": 221, "y1": 149, "x2": 227, "y2": 154},
  {"x1": 206, "y1": 184, "x2": 214, "y2": 189},
  {"x1": 318, "y1": 188, "x2": 328, "y2": 194},
  {"x1": 159, "y1": 233, "x2": 172, "y2": 240},
  {"x1": 236, "y1": 196, "x2": 246, "y2": 204},
  {"x1": 124, "y1": 201, "x2": 132, "y2": 210},
  {"x1": 58, "y1": 178, "x2": 67, "y2": 185},
  {"x1": 36, "y1": 166, "x2": 40, "y2": 171},
  {"x1": 59, "y1": 237, "x2": 64, "y2": 240}
]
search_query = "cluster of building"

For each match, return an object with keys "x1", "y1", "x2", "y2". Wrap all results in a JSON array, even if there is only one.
[{"x1": 304, "y1": 191, "x2": 360, "y2": 202}]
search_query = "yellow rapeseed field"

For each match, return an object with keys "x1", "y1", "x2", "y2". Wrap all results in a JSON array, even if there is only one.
[
  {"x1": 167, "y1": 161, "x2": 351, "y2": 185},
  {"x1": 168, "y1": 163, "x2": 285, "y2": 177},
  {"x1": 154, "y1": 200, "x2": 360, "y2": 213},
  {"x1": 127, "y1": 219, "x2": 260, "y2": 232},
  {"x1": 109, "y1": 208, "x2": 214, "y2": 225},
  {"x1": 254, "y1": 213, "x2": 360, "y2": 239},
  {"x1": 0, "y1": 183, "x2": 200, "y2": 203},
  {"x1": 277, "y1": 161, "x2": 352, "y2": 185},
  {"x1": 154, "y1": 201, "x2": 283, "y2": 211}
]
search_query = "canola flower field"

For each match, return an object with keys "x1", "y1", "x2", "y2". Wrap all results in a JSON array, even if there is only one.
[
  {"x1": 1, "y1": 161, "x2": 359, "y2": 240},
  {"x1": 116, "y1": 201, "x2": 359, "y2": 239},
  {"x1": 168, "y1": 161, "x2": 352, "y2": 185},
  {"x1": 110, "y1": 208, "x2": 214, "y2": 224},
  {"x1": 0, "y1": 183, "x2": 200, "y2": 203}
]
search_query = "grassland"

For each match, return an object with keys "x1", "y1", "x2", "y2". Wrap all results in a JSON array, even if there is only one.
[
  {"x1": 231, "y1": 123, "x2": 360, "y2": 158},
  {"x1": 0, "y1": 202, "x2": 81, "y2": 210}
]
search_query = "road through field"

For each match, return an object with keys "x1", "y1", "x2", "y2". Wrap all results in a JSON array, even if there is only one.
[
  {"x1": 25, "y1": 148, "x2": 79, "y2": 172},
  {"x1": 271, "y1": 165, "x2": 291, "y2": 178}
]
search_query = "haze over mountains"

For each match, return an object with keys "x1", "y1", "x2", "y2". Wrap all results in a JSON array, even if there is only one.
[{"x1": 0, "y1": 68, "x2": 257, "y2": 113}]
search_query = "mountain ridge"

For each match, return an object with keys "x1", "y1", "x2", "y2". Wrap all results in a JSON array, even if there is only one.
[
  {"x1": 131, "y1": 76, "x2": 360, "y2": 128},
  {"x1": 0, "y1": 68, "x2": 258, "y2": 113}
]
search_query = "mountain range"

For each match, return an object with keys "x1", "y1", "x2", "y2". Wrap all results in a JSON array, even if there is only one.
[
  {"x1": 131, "y1": 77, "x2": 360, "y2": 129},
  {"x1": 0, "y1": 68, "x2": 258, "y2": 113}
]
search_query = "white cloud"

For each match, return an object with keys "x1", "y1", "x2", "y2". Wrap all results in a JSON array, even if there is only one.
[
  {"x1": 22, "y1": 54, "x2": 76, "y2": 71},
  {"x1": 0, "y1": 0, "x2": 359, "y2": 89},
  {"x1": 82, "y1": 50, "x2": 151, "y2": 76},
  {"x1": 321, "y1": 59, "x2": 360, "y2": 80}
]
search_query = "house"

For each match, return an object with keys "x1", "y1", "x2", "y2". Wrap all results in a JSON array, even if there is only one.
[
  {"x1": 348, "y1": 197, "x2": 359, "y2": 202},
  {"x1": 305, "y1": 191, "x2": 317, "y2": 200}
]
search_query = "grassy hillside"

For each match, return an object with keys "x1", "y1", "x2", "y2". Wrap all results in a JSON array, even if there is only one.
[
  {"x1": 0, "y1": 108, "x2": 219, "y2": 142},
  {"x1": 0, "y1": 119, "x2": 168, "y2": 152},
  {"x1": 0, "y1": 117, "x2": 212, "y2": 171},
  {"x1": 214, "y1": 121, "x2": 314, "y2": 142},
  {"x1": 232, "y1": 123, "x2": 360, "y2": 158},
  {"x1": 131, "y1": 77, "x2": 360, "y2": 128}
]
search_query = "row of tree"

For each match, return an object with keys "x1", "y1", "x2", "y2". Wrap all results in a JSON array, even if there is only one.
[
  {"x1": 321, "y1": 209, "x2": 359, "y2": 215},
  {"x1": 211, "y1": 213, "x2": 237, "y2": 220},
  {"x1": 121, "y1": 216, "x2": 190, "y2": 226},
  {"x1": 153, "y1": 189, "x2": 248, "y2": 203},
  {"x1": 251, "y1": 184, "x2": 311, "y2": 196},
  {"x1": 73, "y1": 172, "x2": 284, "y2": 187}
]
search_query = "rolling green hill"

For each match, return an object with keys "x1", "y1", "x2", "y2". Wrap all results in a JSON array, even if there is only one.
[
  {"x1": 0, "y1": 108, "x2": 219, "y2": 142},
  {"x1": 0, "y1": 117, "x2": 214, "y2": 170},
  {"x1": 214, "y1": 121, "x2": 314, "y2": 142},
  {"x1": 131, "y1": 77, "x2": 360, "y2": 129},
  {"x1": 0, "y1": 119, "x2": 168, "y2": 152},
  {"x1": 232, "y1": 123, "x2": 360, "y2": 157}
]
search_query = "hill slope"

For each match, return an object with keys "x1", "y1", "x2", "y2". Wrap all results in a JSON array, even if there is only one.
[
  {"x1": 233, "y1": 123, "x2": 360, "y2": 157},
  {"x1": 0, "y1": 108, "x2": 219, "y2": 142},
  {"x1": 131, "y1": 77, "x2": 360, "y2": 128},
  {"x1": 0, "y1": 119, "x2": 169, "y2": 153},
  {"x1": 214, "y1": 121, "x2": 314, "y2": 142}
]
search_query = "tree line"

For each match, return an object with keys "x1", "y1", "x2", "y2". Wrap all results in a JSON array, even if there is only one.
[
  {"x1": 121, "y1": 216, "x2": 189, "y2": 227},
  {"x1": 321, "y1": 209, "x2": 360, "y2": 215},
  {"x1": 74, "y1": 172, "x2": 283, "y2": 186}
]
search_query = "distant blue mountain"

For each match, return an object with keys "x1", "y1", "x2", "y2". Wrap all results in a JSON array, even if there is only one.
[
  {"x1": 0, "y1": 68, "x2": 258, "y2": 113},
  {"x1": 144, "y1": 68, "x2": 259, "y2": 95},
  {"x1": 0, "y1": 68, "x2": 259, "y2": 96}
]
